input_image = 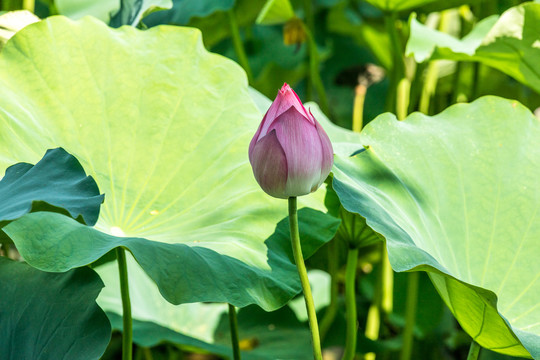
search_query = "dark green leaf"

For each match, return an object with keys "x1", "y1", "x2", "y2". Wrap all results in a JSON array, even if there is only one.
[
  {"x1": 144, "y1": 0, "x2": 235, "y2": 26},
  {"x1": 0, "y1": 257, "x2": 111, "y2": 360},
  {"x1": 0, "y1": 147, "x2": 103, "y2": 228},
  {"x1": 5, "y1": 208, "x2": 339, "y2": 309}
]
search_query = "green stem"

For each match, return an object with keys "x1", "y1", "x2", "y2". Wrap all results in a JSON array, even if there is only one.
[
  {"x1": 22, "y1": 0, "x2": 34, "y2": 12},
  {"x1": 117, "y1": 247, "x2": 133, "y2": 360},
  {"x1": 419, "y1": 10, "x2": 452, "y2": 114},
  {"x1": 418, "y1": 60, "x2": 439, "y2": 114},
  {"x1": 2, "y1": 0, "x2": 11, "y2": 10},
  {"x1": 467, "y1": 341, "x2": 482, "y2": 360},
  {"x1": 342, "y1": 248, "x2": 359, "y2": 360},
  {"x1": 301, "y1": 0, "x2": 315, "y2": 102},
  {"x1": 364, "y1": 244, "x2": 384, "y2": 360},
  {"x1": 143, "y1": 347, "x2": 154, "y2": 360},
  {"x1": 396, "y1": 78, "x2": 410, "y2": 121},
  {"x1": 352, "y1": 85, "x2": 366, "y2": 132},
  {"x1": 302, "y1": 24, "x2": 329, "y2": 115},
  {"x1": 399, "y1": 272, "x2": 419, "y2": 360},
  {"x1": 452, "y1": 61, "x2": 465, "y2": 103},
  {"x1": 381, "y1": 245, "x2": 393, "y2": 315},
  {"x1": 227, "y1": 9, "x2": 253, "y2": 83},
  {"x1": 471, "y1": 62, "x2": 480, "y2": 100},
  {"x1": 319, "y1": 239, "x2": 339, "y2": 340},
  {"x1": 288, "y1": 197, "x2": 323, "y2": 360},
  {"x1": 301, "y1": 0, "x2": 315, "y2": 38},
  {"x1": 2, "y1": 243, "x2": 10, "y2": 258},
  {"x1": 228, "y1": 303, "x2": 242, "y2": 360},
  {"x1": 167, "y1": 344, "x2": 182, "y2": 360},
  {"x1": 384, "y1": 12, "x2": 405, "y2": 115}
]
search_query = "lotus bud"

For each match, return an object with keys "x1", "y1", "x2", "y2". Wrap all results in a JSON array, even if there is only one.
[{"x1": 249, "y1": 83, "x2": 333, "y2": 199}]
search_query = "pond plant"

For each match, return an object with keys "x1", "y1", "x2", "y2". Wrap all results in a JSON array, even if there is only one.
[{"x1": 0, "y1": 1, "x2": 539, "y2": 360}]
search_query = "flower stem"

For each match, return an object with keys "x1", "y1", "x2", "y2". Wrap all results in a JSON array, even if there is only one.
[
  {"x1": 399, "y1": 272, "x2": 419, "y2": 360},
  {"x1": 319, "y1": 239, "x2": 339, "y2": 340},
  {"x1": 228, "y1": 303, "x2": 242, "y2": 360},
  {"x1": 288, "y1": 196, "x2": 323, "y2": 360},
  {"x1": 342, "y1": 247, "x2": 359, "y2": 360},
  {"x1": 467, "y1": 341, "x2": 482, "y2": 360},
  {"x1": 117, "y1": 247, "x2": 133, "y2": 360},
  {"x1": 364, "y1": 244, "x2": 383, "y2": 360},
  {"x1": 227, "y1": 9, "x2": 253, "y2": 83}
]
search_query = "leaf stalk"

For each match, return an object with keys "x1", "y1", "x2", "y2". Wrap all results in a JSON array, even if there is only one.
[
  {"x1": 117, "y1": 247, "x2": 133, "y2": 360},
  {"x1": 228, "y1": 303, "x2": 242, "y2": 360},
  {"x1": 342, "y1": 247, "x2": 359, "y2": 360}
]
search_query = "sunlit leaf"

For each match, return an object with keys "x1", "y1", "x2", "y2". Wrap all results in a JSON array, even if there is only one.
[
  {"x1": 0, "y1": 10, "x2": 39, "y2": 49},
  {"x1": 332, "y1": 96, "x2": 540, "y2": 358},
  {"x1": 406, "y1": 14, "x2": 498, "y2": 63}
]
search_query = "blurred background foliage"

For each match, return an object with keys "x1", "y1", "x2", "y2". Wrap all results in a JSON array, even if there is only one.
[{"x1": 1, "y1": 0, "x2": 539, "y2": 359}]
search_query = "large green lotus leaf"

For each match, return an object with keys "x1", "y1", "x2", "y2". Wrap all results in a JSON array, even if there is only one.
[
  {"x1": 0, "y1": 257, "x2": 111, "y2": 360},
  {"x1": 0, "y1": 147, "x2": 103, "y2": 229},
  {"x1": 0, "y1": 16, "x2": 336, "y2": 310},
  {"x1": 0, "y1": 10, "x2": 40, "y2": 50},
  {"x1": 406, "y1": 3, "x2": 540, "y2": 94},
  {"x1": 331, "y1": 97, "x2": 540, "y2": 358}
]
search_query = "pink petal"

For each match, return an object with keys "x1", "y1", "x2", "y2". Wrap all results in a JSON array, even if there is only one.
[
  {"x1": 249, "y1": 129, "x2": 289, "y2": 198},
  {"x1": 314, "y1": 115, "x2": 334, "y2": 187},
  {"x1": 257, "y1": 84, "x2": 313, "y2": 142},
  {"x1": 268, "y1": 107, "x2": 323, "y2": 196}
]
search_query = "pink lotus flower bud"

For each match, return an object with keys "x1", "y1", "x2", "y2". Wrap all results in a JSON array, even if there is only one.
[{"x1": 249, "y1": 83, "x2": 333, "y2": 199}]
